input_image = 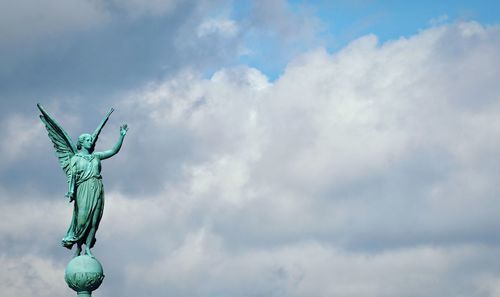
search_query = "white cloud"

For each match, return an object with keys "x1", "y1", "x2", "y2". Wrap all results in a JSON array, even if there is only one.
[
  {"x1": 109, "y1": 21, "x2": 500, "y2": 295},
  {"x1": 197, "y1": 18, "x2": 239, "y2": 38},
  {"x1": 0, "y1": 198, "x2": 68, "y2": 242},
  {"x1": 126, "y1": 230, "x2": 500, "y2": 297},
  {"x1": 0, "y1": 255, "x2": 66, "y2": 297},
  {"x1": 2, "y1": 20, "x2": 500, "y2": 297},
  {"x1": 0, "y1": 115, "x2": 43, "y2": 164}
]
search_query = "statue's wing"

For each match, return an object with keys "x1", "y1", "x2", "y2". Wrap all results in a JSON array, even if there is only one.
[
  {"x1": 91, "y1": 108, "x2": 114, "y2": 148},
  {"x1": 37, "y1": 104, "x2": 77, "y2": 176}
]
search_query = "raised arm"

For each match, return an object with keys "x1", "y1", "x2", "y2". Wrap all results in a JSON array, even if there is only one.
[{"x1": 95, "y1": 124, "x2": 128, "y2": 160}]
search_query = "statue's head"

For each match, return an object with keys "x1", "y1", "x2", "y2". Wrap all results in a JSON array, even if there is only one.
[{"x1": 77, "y1": 133, "x2": 94, "y2": 151}]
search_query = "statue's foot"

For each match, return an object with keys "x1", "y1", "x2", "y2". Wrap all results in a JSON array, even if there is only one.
[
  {"x1": 73, "y1": 246, "x2": 82, "y2": 258},
  {"x1": 85, "y1": 247, "x2": 94, "y2": 258}
]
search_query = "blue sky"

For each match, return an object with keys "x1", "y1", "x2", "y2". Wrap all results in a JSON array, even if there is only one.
[
  {"x1": 1, "y1": 1, "x2": 500, "y2": 297},
  {"x1": 238, "y1": 0, "x2": 500, "y2": 78}
]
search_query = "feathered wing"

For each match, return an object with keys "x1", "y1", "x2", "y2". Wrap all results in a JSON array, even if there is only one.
[
  {"x1": 37, "y1": 104, "x2": 77, "y2": 177},
  {"x1": 91, "y1": 107, "x2": 114, "y2": 147}
]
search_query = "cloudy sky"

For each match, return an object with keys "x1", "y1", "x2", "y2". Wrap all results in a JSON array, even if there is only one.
[{"x1": 2, "y1": 0, "x2": 500, "y2": 296}]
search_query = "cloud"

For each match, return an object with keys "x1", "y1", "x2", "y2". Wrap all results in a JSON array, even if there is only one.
[
  {"x1": 2, "y1": 18, "x2": 500, "y2": 297},
  {"x1": 0, "y1": 114, "x2": 43, "y2": 164},
  {"x1": 248, "y1": 0, "x2": 321, "y2": 43},
  {"x1": 0, "y1": 0, "x2": 107, "y2": 46},
  {"x1": 0, "y1": 0, "x2": 189, "y2": 46},
  {"x1": 0, "y1": 255, "x2": 66, "y2": 297},
  {"x1": 197, "y1": 18, "x2": 239, "y2": 38},
  {"x1": 106, "y1": 0, "x2": 180, "y2": 18},
  {"x1": 233, "y1": 0, "x2": 323, "y2": 76},
  {"x1": 0, "y1": 197, "x2": 67, "y2": 243},
  {"x1": 0, "y1": 0, "x2": 238, "y2": 117},
  {"x1": 126, "y1": 234, "x2": 500, "y2": 297},
  {"x1": 89, "y1": 20, "x2": 500, "y2": 295}
]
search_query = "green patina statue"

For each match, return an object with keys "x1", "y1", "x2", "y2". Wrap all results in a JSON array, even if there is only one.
[{"x1": 37, "y1": 104, "x2": 128, "y2": 258}]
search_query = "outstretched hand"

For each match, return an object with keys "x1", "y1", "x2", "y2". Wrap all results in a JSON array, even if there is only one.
[{"x1": 120, "y1": 124, "x2": 128, "y2": 136}]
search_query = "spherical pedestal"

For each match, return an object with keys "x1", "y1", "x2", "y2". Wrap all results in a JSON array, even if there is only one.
[{"x1": 65, "y1": 255, "x2": 104, "y2": 297}]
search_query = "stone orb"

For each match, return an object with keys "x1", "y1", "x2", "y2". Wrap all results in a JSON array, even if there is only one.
[{"x1": 65, "y1": 255, "x2": 104, "y2": 294}]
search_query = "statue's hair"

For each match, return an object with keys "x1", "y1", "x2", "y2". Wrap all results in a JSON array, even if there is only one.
[{"x1": 77, "y1": 133, "x2": 92, "y2": 150}]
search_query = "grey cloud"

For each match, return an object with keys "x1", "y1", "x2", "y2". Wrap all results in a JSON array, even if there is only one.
[
  {"x1": 1, "y1": 3, "x2": 500, "y2": 297},
  {"x1": 0, "y1": 255, "x2": 66, "y2": 297},
  {"x1": 113, "y1": 19, "x2": 500, "y2": 265},
  {"x1": 0, "y1": 0, "x2": 195, "y2": 46},
  {"x1": 0, "y1": 0, "x2": 107, "y2": 46},
  {"x1": 248, "y1": 0, "x2": 320, "y2": 42},
  {"x1": 0, "y1": 0, "x2": 233, "y2": 114},
  {"x1": 0, "y1": 0, "x2": 238, "y2": 196}
]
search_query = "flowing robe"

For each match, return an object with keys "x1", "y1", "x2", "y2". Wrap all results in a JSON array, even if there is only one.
[{"x1": 62, "y1": 153, "x2": 104, "y2": 249}]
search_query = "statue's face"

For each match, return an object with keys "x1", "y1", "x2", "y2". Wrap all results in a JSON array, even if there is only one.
[
  {"x1": 80, "y1": 134, "x2": 93, "y2": 150},
  {"x1": 83, "y1": 136, "x2": 92, "y2": 149}
]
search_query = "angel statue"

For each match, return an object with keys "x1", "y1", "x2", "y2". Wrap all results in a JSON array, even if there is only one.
[{"x1": 37, "y1": 104, "x2": 128, "y2": 258}]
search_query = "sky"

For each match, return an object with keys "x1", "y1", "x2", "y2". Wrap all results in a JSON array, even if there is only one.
[{"x1": 1, "y1": 0, "x2": 500, "y2": 296}]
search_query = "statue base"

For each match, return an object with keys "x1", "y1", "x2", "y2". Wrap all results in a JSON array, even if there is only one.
[{"x1": 65, "y1": 255, "x2": 104, "y2": 297}]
